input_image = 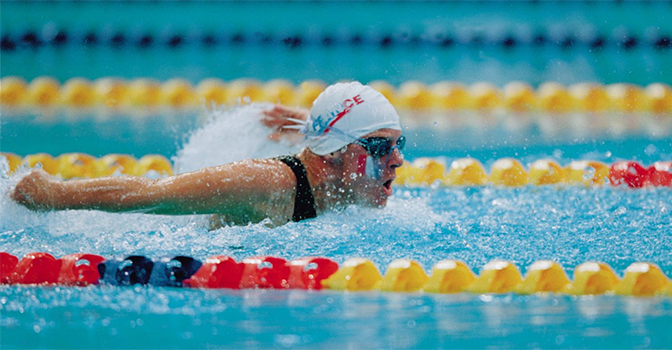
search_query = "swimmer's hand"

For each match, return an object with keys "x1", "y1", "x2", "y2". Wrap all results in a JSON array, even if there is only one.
[
  {"x1": 261, "y1": 104, "x2": 309, "y2": 143},
  {"x1": 11, "y1": 170, "x2": 57, "y2": 211}
]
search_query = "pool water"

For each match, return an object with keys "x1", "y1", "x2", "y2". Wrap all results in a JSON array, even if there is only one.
[
  {"x1": 2, "y1": 287, "x2": 671, "y2": 349},
  {"x1": 1, "y1": 105, "x2": 671, "y2": 349},
  {"x1": 2, "y1": 1, "x2": 672, "y2": 348}
]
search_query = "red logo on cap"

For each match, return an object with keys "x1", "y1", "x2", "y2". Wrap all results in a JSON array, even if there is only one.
[{"x1": 324, "y1": 94, "x2": 364, "y2": 134}]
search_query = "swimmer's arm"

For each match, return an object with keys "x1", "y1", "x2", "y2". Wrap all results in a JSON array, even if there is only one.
[{"x1": 12, "y1": 160, "x2": 295, "y2": 217}]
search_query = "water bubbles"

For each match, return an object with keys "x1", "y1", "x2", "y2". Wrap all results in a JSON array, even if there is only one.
[
  {"x1": 274, "y1": 334, "x2": 301, "y2": 348},
  {"x1": 614, "y1": 206, "x2": 627, "y2": 216},
  {"x1": 644, "y1": 144, "x2": 658, "y2": 156},
  {"x1": 553, "y1": 149, "x2": 563, "y2": 159}
]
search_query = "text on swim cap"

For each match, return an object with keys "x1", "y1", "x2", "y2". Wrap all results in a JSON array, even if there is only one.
[{"x1": 310, "y1": 94, "x2": 364, "y2": 135}]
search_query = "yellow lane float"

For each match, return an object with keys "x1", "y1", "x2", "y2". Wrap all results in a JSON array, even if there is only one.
[
  {"x1": 446, "y1": 158, "x2": 488, "y2": 186},
  {"x1": 424, "y1": 260, "x2": 476, "y2": 294},
  {"x1": 379, "y1": 259, "x2": 429, "y2": 292},
  {"x1": 1, "y1": 153, "x2": 174, "y2": 178},
  {"x1": 537, "y1": 82, "x2": 575, "y2": 114},
  {"x1": 60, "y1": 78, "x2": 96, "y2": 108},
  {"x1": 468, "y1": 82, "x2": 502, "y2": 111},
  {"x1": 56, "y1": 153, "x2": 97, "y2": 179},
  {"x1": 569, "y1": 83, "x2": 610, "y2": 114},
  {"x1": 133, "y1": 155, "x2": 173, "y2": 176},
  {"x1": 196, "y1": 78, "x2": 227, "y2": 106},
  {"x1": 94, "y1": 78, "x2": 129, "y2": 108},
  {"x1": 616, "y1": 262, "x2": 670, "y2": 297},
  {"x1": 466, "y1": 260, "x2": 523, "y2": 294},
  {"x1": 489, "y1": 158, "x2": 528, "y2": 186},
  {"x1": 517, "y1": 260, "x2": 571, "y2": 294},
  {"x1": 322, "y1": 258, "x2": 383, "y2": 291},
  {"x1": 410, "y1": 158, "x2": 447, "y2": 185},
  {"x1": 160, "y1": 79, "x2": 197, "y2": 108},
  {"x1": 127, "y1": 78, "x2": 162, "y2": 107},
  {"x1": 429, "y1": 82, "x2": 469, "y2": 111},
  {"x1": 226, "y1": 78, "x2": 262, "y2": 105},
  {"x1": 95, "y1": 154, "x2": 138, "y2": 177},
  {"x1": 565, "y1": 160, "x2": 610, "y2": 186},
  {"x1": 607, "y1": 83, "x2": 647, "y2": 113},
  {"x1": 0, "y1": 77, "x2": 28, "y2": 107},
  {"x1": 645, "y1": 83, "x2": 672, "y2": 115},
  {"x1": 565, "y1": 262, "x2": 620, "y2": 295},
  {"x1": 261, "y1": 79, "x2": 294, "y2": 105},
  {"x1": 528, "y1": 159, "x2": 566, "y2": 185},
  {"x1": 397, "y1": 81, "x2": 431, "y2": 110},
  {"x1": 27, "y1": 77, "x2": 60, "y2": 107},
  {"x1": 503, "y1": 81, "x2": 536, "y2": 113},
  {"x1": 23, "y1": 153, "x2": 59, "y2": 175}
]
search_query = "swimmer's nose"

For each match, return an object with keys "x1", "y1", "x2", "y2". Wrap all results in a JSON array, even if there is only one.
[{"x1": 387, "y1": 148, "x2": 404, "y2": 169}]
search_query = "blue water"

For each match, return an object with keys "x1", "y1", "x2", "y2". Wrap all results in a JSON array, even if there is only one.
[
  {"x1": 2, "y1": 287, "x2": 671, "y2": 349},
  {"x1": 2, "y1": 1, "x2": 672, "y2": 348},
  {"x1": 2, "y1": 1, "x2": 672, "y2": 85},
  {"x1": 1, "y1": 105, "x2": 672, "y2": 349}
]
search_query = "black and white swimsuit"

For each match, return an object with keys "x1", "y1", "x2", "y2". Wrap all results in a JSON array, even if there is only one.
[{"x1": 275, "y1": 156, "x2": 317, "y2": 222}]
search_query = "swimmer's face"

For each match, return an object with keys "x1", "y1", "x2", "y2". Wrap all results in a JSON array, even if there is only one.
[{"x1": 337, "y1": 128, "x2": 404, "y2": 207}]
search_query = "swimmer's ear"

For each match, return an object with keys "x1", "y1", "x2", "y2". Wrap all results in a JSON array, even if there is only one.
[{"x1": 323, "y1": 148, "x2": 346, "y2": 165}]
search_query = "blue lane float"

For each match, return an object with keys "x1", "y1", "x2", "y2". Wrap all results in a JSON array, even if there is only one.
[{"x1": 98, "y1": 255, "x2": 202, "y2": 287}]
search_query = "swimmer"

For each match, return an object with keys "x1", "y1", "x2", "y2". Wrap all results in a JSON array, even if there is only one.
[{"x1": 10, "y1": 82, "x2": 405, "y2": 227}]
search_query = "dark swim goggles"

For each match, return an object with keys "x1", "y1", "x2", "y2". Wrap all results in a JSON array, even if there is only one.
[{"x1": 354, "y1": 135, "x2": 406, "y2": 158}]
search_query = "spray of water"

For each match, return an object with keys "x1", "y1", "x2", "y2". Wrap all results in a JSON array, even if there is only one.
[{"x1": 173, "y1": 103, "x2": 301, "y2": 173}]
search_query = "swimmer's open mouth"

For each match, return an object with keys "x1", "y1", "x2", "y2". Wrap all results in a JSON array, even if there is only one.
[{"x1": 383, "y1": 179, "x2": 394, "y2": 193}]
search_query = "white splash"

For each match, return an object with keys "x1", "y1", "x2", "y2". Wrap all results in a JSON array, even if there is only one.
[{"x1": 173, "y1": 103, "x2": 302, "y2": 173}]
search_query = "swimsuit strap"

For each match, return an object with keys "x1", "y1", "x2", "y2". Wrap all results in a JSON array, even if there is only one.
[{"x1": 275, "y1": 155, "x2": 317, "y2": 222}]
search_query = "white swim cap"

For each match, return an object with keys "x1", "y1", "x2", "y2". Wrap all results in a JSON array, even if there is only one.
[{"x1": 301, "y1": 81, "x2": 401, "y2": 155}]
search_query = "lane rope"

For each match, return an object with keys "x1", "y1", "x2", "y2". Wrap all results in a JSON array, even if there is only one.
[
  {"x1": 1, "y1": 77, "x2": 671, "y2": 114},
  {"x1": 2, "y1": 27, "x2": 670, "y2": 52},
  {"x1": 1, "y1": 252, "x2": 670, "y2": 297},
  {"x1": 2, "y1": 153, "x2": 670, "y2": 188}
]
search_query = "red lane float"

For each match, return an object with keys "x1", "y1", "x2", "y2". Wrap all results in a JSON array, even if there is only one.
[
  {"x1": 57, "y1": 253, "x2": 106, "y2": 286},
  {"x1": 287, "y1": 257, "x2": 339, "y2": 290},
  {"x1": 0, "y1": 252, "x2": 19, "y2": 284},
  {"x1": 239, "y1": 256, "x2": 290, "y2": 289},
  {"x1": 647, "y1": 161, "x2": 672, "y2": 187},
  {"x1": 183, "y1": 256, "x2": 243, "y2": 289},
  {"x1": 609, "y1": 161, "x2": 649, "y2": 188},
  {"x1": 11, "y1": 252, "x2": 61, "y2": 285}
]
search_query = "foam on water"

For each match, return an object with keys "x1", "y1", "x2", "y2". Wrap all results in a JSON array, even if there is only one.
[{"x1": 173, "y1": 103, "x2": 301, "y2": 173}]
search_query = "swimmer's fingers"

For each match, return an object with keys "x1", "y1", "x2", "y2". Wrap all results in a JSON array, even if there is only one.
[{"x1": 261, "y1": 105, "x2": 309, "y2": 130}]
